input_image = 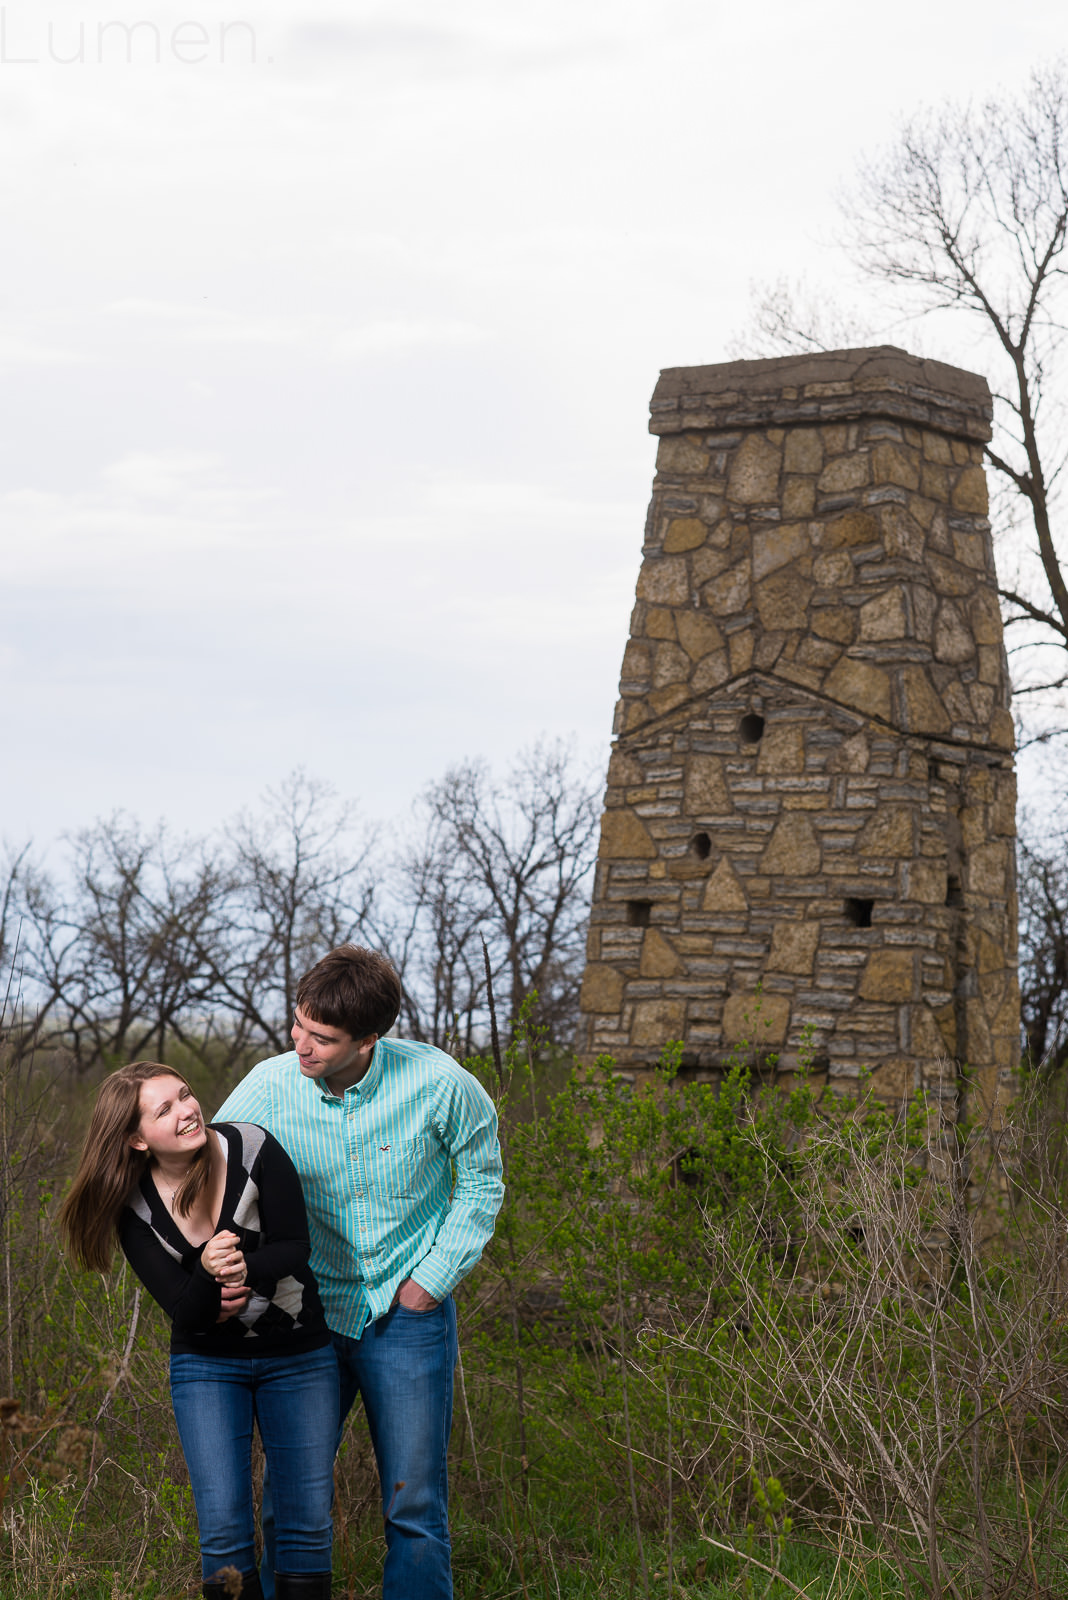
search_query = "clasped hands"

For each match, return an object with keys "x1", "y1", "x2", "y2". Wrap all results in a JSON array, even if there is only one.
[
  {"x1": 204, "y1": 1229, "x2": 250, "y2": 1322},
  {"x1": 207, "y1": 1235, "x2": 438, "y2": 1322}
]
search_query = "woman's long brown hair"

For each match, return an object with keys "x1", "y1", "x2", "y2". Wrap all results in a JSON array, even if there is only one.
[{"x1": 58, "y1": 1062, "x2": 213, "y2": 1272}]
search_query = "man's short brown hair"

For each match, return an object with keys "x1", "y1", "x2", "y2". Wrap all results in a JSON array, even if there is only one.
[{"x1": 295, "y1": 945, "x2": 402, "y2": 1041}]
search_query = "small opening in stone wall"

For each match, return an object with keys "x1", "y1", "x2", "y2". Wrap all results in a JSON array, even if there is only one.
[
  {"x1": 946, "y1": 875, "x2": 964, "y2": 908},
  {"x1": 845, "y1": 897, "x2": 874, "y2": 928},
  {"x1": 690, "y1": 832, "x2": 713, "y2": 860},
  {"x1": 626, "y1": 900, "x2": 652, "y2": 927},
  {"x1": 739, "y1": 713, "x2": 765, "y2": 744},
  {"x1": 672, "y1": 1146, "x2": 705, "y2": 1187}
]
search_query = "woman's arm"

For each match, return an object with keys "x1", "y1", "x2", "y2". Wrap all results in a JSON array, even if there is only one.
[
  {"x1": 117, "y1": 1209, "x2": 223, "y2": 1333},
  {"x1": 239, "y1": 1130, "x2": 314, "y2": 1294}
]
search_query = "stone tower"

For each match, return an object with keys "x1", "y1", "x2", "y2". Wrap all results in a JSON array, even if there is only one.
[{"x1": 578, "y1": 347, "x2": 1018, "y2": 1112}]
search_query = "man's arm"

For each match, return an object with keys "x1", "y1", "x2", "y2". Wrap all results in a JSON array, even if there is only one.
[
  {"x1": 213, "y1": 1062, "x2": 273, "y2": 1128},
  {"x1": 407, "y1": 1069, "x2": 505, "y2": 1304}
]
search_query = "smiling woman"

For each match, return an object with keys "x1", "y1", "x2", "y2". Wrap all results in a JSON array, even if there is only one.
[
  {"x1": 57, "y1": 1062, "x2": 338, "y2": 1600},
  {"x1": 128, "y1": 1075, "x2": 234, "y2": 1252}
]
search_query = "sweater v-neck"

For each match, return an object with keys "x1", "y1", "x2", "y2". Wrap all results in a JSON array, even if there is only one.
[{"x1": 146, "y1": 1125, "x2": 233, "y2": 1254}]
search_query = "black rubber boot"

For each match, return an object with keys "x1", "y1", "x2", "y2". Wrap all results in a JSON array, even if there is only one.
[
  {"x1": 273, "y1": 1575, "x2": 332, "y2": 1600},
  {"x1": 202, "y1": 1572, "x2": 265, "y2": 1600}
]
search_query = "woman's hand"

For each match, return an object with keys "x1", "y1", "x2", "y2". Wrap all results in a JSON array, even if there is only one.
[{"x1": 202, "y1": 1229, "x2": 247, "y2": 1285}]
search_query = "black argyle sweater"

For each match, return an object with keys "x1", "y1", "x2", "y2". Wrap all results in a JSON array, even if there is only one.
[{"x1": 118, "y1": 1122, "x2": 331, "y2": 1358}]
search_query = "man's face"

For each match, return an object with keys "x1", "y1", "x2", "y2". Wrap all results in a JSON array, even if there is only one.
[{"x1": 291, "y1": 1005, "x2": 375, "y2": 1091}]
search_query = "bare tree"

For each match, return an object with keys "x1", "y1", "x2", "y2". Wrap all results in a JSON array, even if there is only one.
[
  {"x1": 737, "y1": 67, "x2": 1068, "y2": 717},
  {"x1": 205, "y1": 771, "x2": 378, "y2": 1053},
  {"x1": 385, "y1": 803, "x2": 488, "y2": 1054},
  {"x1": 20, "y1": 817, "x2": 226, "y2": 1069},
  {"x1": 387, "y1": 742, "x2": 601, "y2": 1049},
  {"x1": 726, "y1": 273, "x2": 876, "y2": 361},
  {"x1": 848, "y1": 67, "x2": 1068, "y2": 703},
  {"x1": 1018, "y1": 819, "x2": 1068, "y2": 1075},
  {"x1": 0, "y1": 843, "x2": 33, "y2": 1025}
]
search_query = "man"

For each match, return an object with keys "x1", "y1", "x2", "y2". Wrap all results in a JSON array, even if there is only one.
[{"x1": 215, "y1": 944, "x2": 505, "y2": 1600}]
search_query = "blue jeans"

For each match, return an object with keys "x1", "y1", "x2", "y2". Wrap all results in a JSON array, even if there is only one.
[
  {"x1": 262, "y1": 1298, "x2": 458, "y2": 1600},
  {"x1": 170, "y1": 1344, "x2": 338, "y2": 1582}
]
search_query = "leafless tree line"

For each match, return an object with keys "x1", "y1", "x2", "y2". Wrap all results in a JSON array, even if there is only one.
[
  {"x1": 1019, "y1": 817, "x2": 1068, "y2": 1077},
  {"x1": 0, "y1": 743, "x2": 601, "y2": 1072}
]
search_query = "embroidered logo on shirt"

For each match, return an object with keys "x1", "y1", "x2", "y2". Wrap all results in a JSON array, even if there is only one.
[{"x1": 380, "y1": 1145, "x2": 390, "y2": 1151}]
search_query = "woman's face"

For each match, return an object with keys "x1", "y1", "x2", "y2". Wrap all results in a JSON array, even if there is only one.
[{"x1": 129, "y1": 1075, "x2": 207, "y2": 1162}]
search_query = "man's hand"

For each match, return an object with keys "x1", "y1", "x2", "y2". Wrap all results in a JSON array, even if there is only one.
[
  {"x1": 394, "y1": 1277, "x2": 439, "y2": 1313},
  {"x1": 216, "y1": 1283, "x2": 251, "y2": 1323}
]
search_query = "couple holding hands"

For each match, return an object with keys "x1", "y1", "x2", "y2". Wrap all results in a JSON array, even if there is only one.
[{"x1": 60, "y1": 944, "x2": 505, "y2": 1600}]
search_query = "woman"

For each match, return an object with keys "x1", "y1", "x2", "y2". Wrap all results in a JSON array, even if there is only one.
[{"x1": 59, "y1": 1062, "x2": 337, "y2": 1600}]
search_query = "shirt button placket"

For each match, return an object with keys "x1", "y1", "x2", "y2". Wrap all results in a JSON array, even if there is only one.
[{"x1": 348, "y1": 1096, "x2": 364, "y2": 1218}]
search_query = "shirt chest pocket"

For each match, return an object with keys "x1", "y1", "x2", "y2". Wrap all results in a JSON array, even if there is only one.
[{"x1": 368, "y1": 1137, "x2": 429, "y2": 1198}]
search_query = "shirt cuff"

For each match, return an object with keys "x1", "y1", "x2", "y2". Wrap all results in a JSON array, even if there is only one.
[{"x1": 408, "y1": 1260, "x2": 455, "y2": 1303}]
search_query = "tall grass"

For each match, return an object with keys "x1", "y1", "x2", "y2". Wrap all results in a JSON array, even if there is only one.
[{"x1": 1, "y1": 1020, "x2": 1066, "y2": 1599}]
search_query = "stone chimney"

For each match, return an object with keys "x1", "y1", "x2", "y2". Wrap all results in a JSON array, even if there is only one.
[{"x1": 578, "y1": 347, "x2": 1018, "y2": 1113}]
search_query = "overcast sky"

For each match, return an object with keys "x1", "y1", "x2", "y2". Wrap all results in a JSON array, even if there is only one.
[{"x1": 3, "y1": 0, "x2": 1064, "y2": 850}]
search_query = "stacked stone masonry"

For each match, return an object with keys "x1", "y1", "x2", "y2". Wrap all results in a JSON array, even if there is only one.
[{"x1": 578, "y1": 347, "x2": 1019, "y2": 1111}]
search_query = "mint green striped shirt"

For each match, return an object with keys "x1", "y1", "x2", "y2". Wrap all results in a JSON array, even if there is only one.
[{"x1": 214, "y1": 1038, "x2": 504, "y2": 1339}]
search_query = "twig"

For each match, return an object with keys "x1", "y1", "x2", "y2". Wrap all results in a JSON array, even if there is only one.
[
  {"x1": 665, "y1": 1367, "x2": 673, "y2": 1600},
  {"x1": 615, "y1": 1246, "x2": 649, "y2": 1600},
  {"x1": 95, "y1": 1286, "x2": 142, "y2": 1423},
  {"x1": 481, "y1": 936, "x2": 505, "y2": 1095},
  {"x1": 454, "y1": 1342, "x2": 484, "y2": 1503},
  {"x1": 700, "y1": 1534, "x2": 823, "y2": 1600},
  {"x1": 997, "y1": 1397, "x2": 1040, "y2": 1599}
]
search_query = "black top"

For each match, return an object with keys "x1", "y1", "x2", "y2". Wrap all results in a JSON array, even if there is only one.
[{"x1": 118, "y1": 1122, "x2": 330, "y2": 1358}]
